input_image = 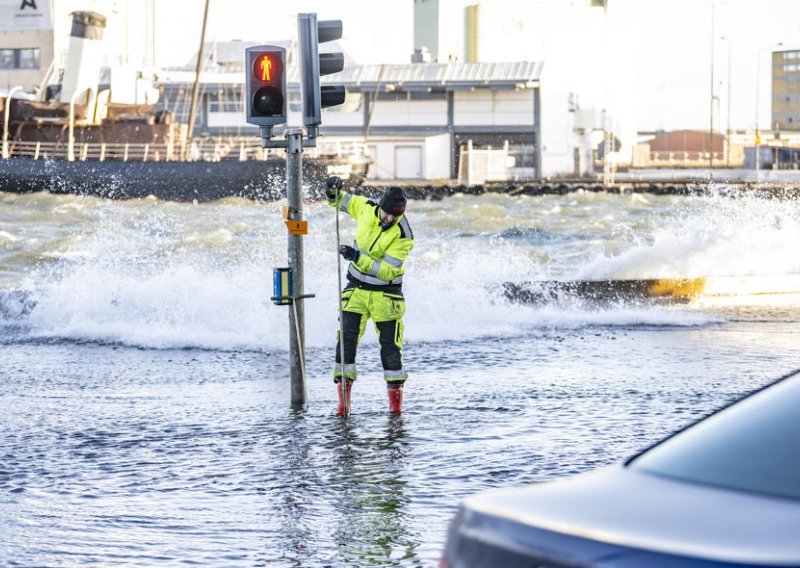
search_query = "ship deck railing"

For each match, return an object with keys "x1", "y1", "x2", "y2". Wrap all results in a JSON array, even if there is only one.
[{"x1": 0, "y1": 137, "x2": 369, "y2": 163}]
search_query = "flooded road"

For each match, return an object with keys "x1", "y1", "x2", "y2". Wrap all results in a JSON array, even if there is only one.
[{"x1": 2, "y1": 189, "x2": 799, "y2": 565}]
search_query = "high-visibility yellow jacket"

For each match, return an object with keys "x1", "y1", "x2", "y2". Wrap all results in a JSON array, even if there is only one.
[{"x1": 330, "y1": 193, "x2": 414, "y2": 290}]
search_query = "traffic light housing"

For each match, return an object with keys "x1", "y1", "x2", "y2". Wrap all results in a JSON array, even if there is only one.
[
  {"x1": 245, "y1": 45, "x2": 287, "y2": 127},
  {"x1": 297, "y1": 13, "x2": 346, "y2": 137}
]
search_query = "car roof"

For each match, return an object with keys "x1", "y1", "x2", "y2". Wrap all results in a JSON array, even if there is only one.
[
  {"x1": 464, "y1": 464, "x2": 800, "y2": 564},
  {"x1": 461, "y1": 369, "x2": 800, "y2": 563}
]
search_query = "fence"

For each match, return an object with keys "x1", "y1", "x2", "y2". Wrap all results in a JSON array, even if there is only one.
[
  {"x1": 1, "y1": 136, "x2": 368, "y2": 164},
  {"x1": 457, "y1": 140, "x2": 512, "y2": 185}
]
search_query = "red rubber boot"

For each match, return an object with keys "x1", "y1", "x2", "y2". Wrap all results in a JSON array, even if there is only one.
[
  {"x1": 387, "y1": 384, "x2": 403, "y2": 414},
  {"x1": 336, "y1": 380, "x2": 353, "y2": 417}
]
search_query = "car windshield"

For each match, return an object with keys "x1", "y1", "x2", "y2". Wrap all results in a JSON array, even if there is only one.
[{"x1": 630, "y1": 371, "x2": 800, "y2": 501}]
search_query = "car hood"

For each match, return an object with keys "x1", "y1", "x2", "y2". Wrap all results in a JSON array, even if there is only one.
[{"x1": 463, "y1": 465, "x2": 800, "y2": 565}]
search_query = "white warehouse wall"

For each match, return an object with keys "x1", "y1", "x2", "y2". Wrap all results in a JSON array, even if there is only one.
[
  {"x1": 360, "y1": 136, "x2": 449, "y2": 180},
  {"x1": 539, "y1": 86, "x2": 575, "y2": 177},
  {"x1": 454, "y1": 89, "x2": 534, "y2": 126},
  {"x1": 424, "y1": 133, "x2": 451, "y2": 179},
  {"x1": 371, "y1": 99, "x2": 448, "y2": 127}
]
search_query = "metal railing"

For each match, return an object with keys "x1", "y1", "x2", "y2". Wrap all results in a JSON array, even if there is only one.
[
  {"x1": 4, "y1": 140, "x2": 177, "y2": 162},
  {"x1": 1, "y1": 135, "x2": 369, "y2": 164}
]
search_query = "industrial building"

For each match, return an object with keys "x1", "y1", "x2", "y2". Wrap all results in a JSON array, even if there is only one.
[{"x1": 158, "y1": 58, "x2": 542, "y2": 183}]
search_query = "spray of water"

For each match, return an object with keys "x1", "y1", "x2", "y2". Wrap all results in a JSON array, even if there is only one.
[
  {"x1": 576, "y1": 191, "x2": 800, "y2": 279},
  {"x1": 2, "y1": 190, "x2": 797, "y2": 350}
]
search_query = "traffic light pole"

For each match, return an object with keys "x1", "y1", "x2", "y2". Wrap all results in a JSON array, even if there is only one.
[
  {"x1": 261, "y1": 126, "x2": 313, "y2": 409},
  {"x1": 285, "y1": 128, "x2": 307, "y2": 409},
  {"x1": 250, "y1": 12, "x2": 346, "y2": 411}
]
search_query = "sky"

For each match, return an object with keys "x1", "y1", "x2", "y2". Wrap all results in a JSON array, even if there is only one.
[{"x1": 55, "y1": 0, "x2": 800, "y2": 133}]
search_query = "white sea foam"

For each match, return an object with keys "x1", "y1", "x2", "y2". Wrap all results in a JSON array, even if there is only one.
[
  {"x1": 7, "y1": 191, "x2": 796, "y2": 350},
  {"x1": 27, "y1": 262, "x2": 280, "y2": 350},
  {"x1": 575, "y1": 193, "x2": 800, "y2": 279}
]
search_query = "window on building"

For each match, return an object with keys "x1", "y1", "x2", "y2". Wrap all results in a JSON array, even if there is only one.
[
  {"x1": 0, "y1": 48, "x2": 40, "y2": 70},
  {"x1": 0, "y1": 49, "x2": 13, "y2": 69},
  {"x1": 17, "y1": 48, "x2": 39, "y2": 69},
  {"x1": 409, "y1": 90, "x2": 447, "y2": 100},
  {"x1": 376, "y1": 90, "x2": 410, "y2": 101},
  {"x1": 207, "y1": 87, "x2": 242, "y2": 113},
  {"x1": 509, "y1": 144, "x2": 536, "y2": 167},
  {"x1": 374, "y1": 90, "x2": 447, "y2": 101}
]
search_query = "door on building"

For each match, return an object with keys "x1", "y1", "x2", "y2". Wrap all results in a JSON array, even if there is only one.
[
  {"x1": 573, "y1": 147, "x2": 580, "y2": 176},
  {"x1": 394, "y1": 146, "x2": 423, "y2": 179},
  {"x1": 366, "y1": 144, "x2": 379, "y2": 179}
]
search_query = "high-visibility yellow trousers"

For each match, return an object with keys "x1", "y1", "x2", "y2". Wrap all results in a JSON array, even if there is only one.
[{"x1": 332, "y1": 286, "x2": 407, "y2": 385}]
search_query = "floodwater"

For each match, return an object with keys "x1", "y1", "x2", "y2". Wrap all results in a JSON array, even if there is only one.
[{"x1": 1, "y1": 187, "x2": 799, "y2": 566}]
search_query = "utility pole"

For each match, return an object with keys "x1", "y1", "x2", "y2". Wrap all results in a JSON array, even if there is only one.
[
  {"x1": 185, "y1": 0, "x2": 210, "y2": 157},
  {"x1": 708, "y1": 1, "x2": 715, "y2": 170},
  {"x1": 721, "y1": 36, "x2": 732, "y2": 168},
  {"x1": 600, "y1": 0, "x2": 613, "y2": 188}
]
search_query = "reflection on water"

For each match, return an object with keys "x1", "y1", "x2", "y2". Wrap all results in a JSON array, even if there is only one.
[
  {"x1": 325, "y1": 416, "x2": 417, "y2": 566},
  {"x1": 265, "y1": 412, "x2": 418, "y2": 565}
]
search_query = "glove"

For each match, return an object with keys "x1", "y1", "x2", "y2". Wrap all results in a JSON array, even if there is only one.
[
  {"x1": 325, "y1": 176, "x2": 343, "y2": 201},
  {"x1": 339, "y1": 245, "x2": 360, "y2": 262}
]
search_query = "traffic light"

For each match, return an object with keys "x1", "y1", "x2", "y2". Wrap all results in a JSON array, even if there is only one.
[
  {"x1": 245, "y1": 45, "x2": 287, "y2": 127},
  {"x1": 297, "y1": 13, "x2": 346, "y2": 137}
]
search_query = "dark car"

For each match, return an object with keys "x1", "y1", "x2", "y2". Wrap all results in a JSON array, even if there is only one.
[{"x1": 442, "y1": 370, "x2": 800, "y2": 567}]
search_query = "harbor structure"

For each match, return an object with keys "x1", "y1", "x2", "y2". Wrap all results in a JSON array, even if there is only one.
[
  {"x1": 7, "y1": 1, "x2": 800, "y2": 182},
  {"x1": 1, "y1": 0, "x2": 623, "y2": 182},
  {"x1": 0, "y1": 6, "x2": 366, "y2": 200}
]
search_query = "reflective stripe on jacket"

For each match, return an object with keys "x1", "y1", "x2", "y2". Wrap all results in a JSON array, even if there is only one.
[{"x1": 330, "y1": 193, "x2": 414, "y2": 288}]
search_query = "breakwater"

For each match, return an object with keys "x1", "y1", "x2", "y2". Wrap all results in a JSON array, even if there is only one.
[{"x1": 358, "y1": 180, "x2": 800, "y2": 201}]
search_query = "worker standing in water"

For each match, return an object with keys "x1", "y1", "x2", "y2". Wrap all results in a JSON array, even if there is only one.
[{"x1": 325, "y1": 176, "x2": 414, "y2": 415}]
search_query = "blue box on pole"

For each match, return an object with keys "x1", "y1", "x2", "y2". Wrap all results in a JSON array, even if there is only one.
[{"x1": 273, "y1": 267, "x2": 292, "y2": 305}]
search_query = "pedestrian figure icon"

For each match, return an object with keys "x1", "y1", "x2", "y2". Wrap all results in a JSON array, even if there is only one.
[{"x1": 260, "y1": 55, "x2": 272, "y2": 81}]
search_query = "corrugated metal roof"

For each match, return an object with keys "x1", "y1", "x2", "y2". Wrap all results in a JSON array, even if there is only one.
[
  {"x1": 321, "y1": 61, "x2": 543, "y2": 90},
  {"x1": 159, "y1": 61, "x2": 543, "y2": 90}
]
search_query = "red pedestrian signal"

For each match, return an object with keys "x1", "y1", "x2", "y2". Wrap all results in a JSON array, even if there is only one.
[
  {"x1": 254, "y1": 53, "x2": 274, "y2": 82},
  {"x1": 245, "y1": 46, "x2": 287, "y2": 127}
]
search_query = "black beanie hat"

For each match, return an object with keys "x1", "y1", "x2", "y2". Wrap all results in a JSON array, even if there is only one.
[{"x1": 379, "y1": 187, "x2": 407, "y2": 215}]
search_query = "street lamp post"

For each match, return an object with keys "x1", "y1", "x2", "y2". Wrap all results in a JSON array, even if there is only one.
[
  {"x1": 755, "y1": 42, "x2": 783, "y2": 178},
  {"x1": 708, "y1": 1, "x2": 716, "y2": 170},
  {"x1": 720, "y1": 36, "x2": 732, "y2": 168}
]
